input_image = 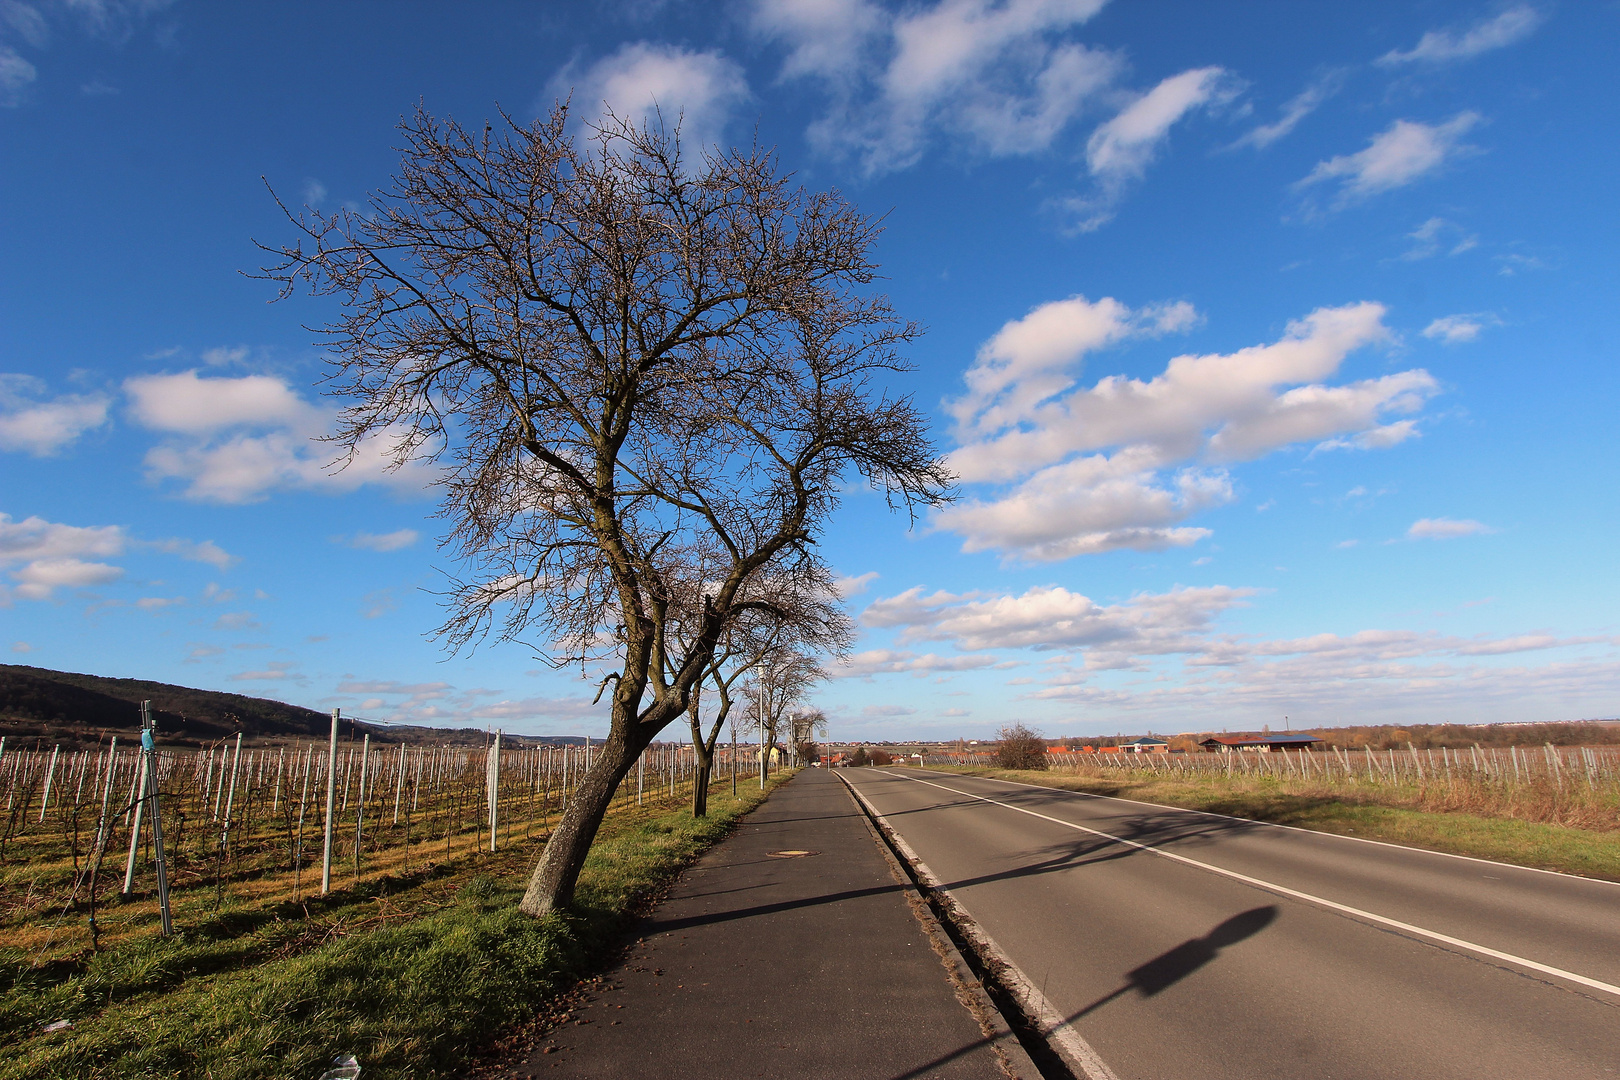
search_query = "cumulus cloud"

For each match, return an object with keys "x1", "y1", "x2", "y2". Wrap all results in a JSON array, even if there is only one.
[
  {"x1": 125, "y1": 370, "x2": 315, "y2": 433},
  {"x1": 0, "y1": 513, "x2": 121, "y2": 600},
  {"x1": 550, "y1": 41, "x2": 749, "y2": 153},
  {"x1": 1423, "y1": 313, "x2": 1501, "y2": 344},
  {"x1": 1378, "y1": 5, "x2": 1543, "y2": 66},
  {"x1": 1297, "y1": 113, "x2": 1481, "y2": 205},
  {"x1": 0, "y1": 512, "x2": 235, "y2": 602},
  {"x1": 346, "y1": 529, "x2": 420, "y2": 553},
  {"x1": 1072, "y1": 66, "x2": 1238, "y2": 229},
  {"x1": 9, "y1": 557, "x2": 123, "y2": 599},
  {"x1": 125, "y1": 370, "x2": 432, "y2": 503},
  {"x1": 1231, "y1": 70, "x2": 1345, "y2": 150},
  {"x1": 0, "y1": 375, "x2": 109, "y2": 455},
  {"x1": 940, "y1": 300, "x2": 1434, "y2": 560},
  {"x1": 1407, "y1": 517, "x2": 1494, "y2": 540},
  {"x1": 864, "y1": 582, "x2": 1256, "y2": 658}
]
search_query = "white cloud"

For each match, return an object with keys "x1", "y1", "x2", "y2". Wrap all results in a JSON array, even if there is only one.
[
  {"x1": 756, "y1": 0, "x2": 1118, "y2": 174},
  {"x1": 214, "y1": 611, "x2": 260, "y2": 630},
  {"x1": 9, "y1": 557, "x2": 122, "y2": 599},
  {"x1": 125, "y1": 370, "x2": 316, "y2": 434},
  {"x1": 750, "y1": 0, "x2": 885, "y2": 81},
  {"x1": 864, "y1": 582, "x2": 1256, "y2": 655},
  {"x1": 1399, "y1": 217, "x2": 1478, "y2": 261},
  {"x1": 939, "y1": 452, "x2": 1226, "y2": 560},
  {"x1": 1423, "y1": 313, "x2": 1501, "y2": 344},
  {"x1": 144, "y1": 537, "x2": 237, "y2": 569},
  {"x1": 1407, "y1": 517, "x2": 1494, "y2": 540},
  {"x1": 1297, "y1": 113, "x2": 1481, "y2": 204},
  {"x1": 862, "y1": 704, "x2": 917, "y2": 718},
  {"x1": 0, "y1": 375, "x2": 109, "y2": 455},
  {"x1": 0, "y1": 513, "x2": 123, "y2": 564},
  {"x1": 347, "y1": 529, "x2": 420, "y2": 553},
  {"x1": 835, "y1": 649, "x2": 1001, "y2": 677},
  {"x1": 940, "y1": 300, "x2": 1433, "y2": 560},
  {"x1": 1231, "y1": 70, "x2": 1345, "y2": 150},
  {"x1": 833, "y1": 570, "x2": 880, "y2": 599},
  {"x1": 125, "y1": 370, "x2": 432, "y2": 503},
  {"x1": 0, "y1": 45, "x2": 36, "y2": 107},
  {"x1": 551, "y1": 42, "x2": 750, "y2": 153},
  {"x1": 1076, "y1": 66, "x2": 1237, "y2": 228},
  {"x1": 947, "y1": 295, "x2": 1200, "y2": 440},
  {"x1": 228, "y1": 661, "x2": 299, "y2": 682},
  {"x1": 361, "y1": 588, "x2": 397, "y2": 619},
  {"x1": 1378, "y1": 5, "x2": 1543, "y2": 66},
  {"x1": 135, "y1": 595, "x2": 184, "y2": 610},
  {"x1": 10, "y1": 641, "x2": 30, "y2": 653},
  {"x1": 200, "y1": 346, "x2": 250, "y2": 367},
  {"x1": 3, "y1": 3, "x2": 50, "y2": 49},
  {"x1": 0, "y1": 513, "x2": 241, "y2": 599}
]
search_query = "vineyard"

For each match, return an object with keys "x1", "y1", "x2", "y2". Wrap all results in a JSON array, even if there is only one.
[
  {"x1": 926, "y1": 743, "x2": 1620, "y2": 832},
  {"x1": 1, "y1": 728, "x2": 755, "y2": 961}
]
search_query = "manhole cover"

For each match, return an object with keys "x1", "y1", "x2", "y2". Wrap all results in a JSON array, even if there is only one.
[{"x1": 766, "y1": 849, "x2": 820, "y2": 858}]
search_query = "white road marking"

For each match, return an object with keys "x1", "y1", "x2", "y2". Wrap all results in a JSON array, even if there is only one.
[
  {"x1": 839, "y1": 774, "x2": 1122, "y2": 1080},
  {"x1": 870, "y1": 770, "x2": 1620, "y2": 1001},
  {"x1": 967, "y1": 770, "x2": 1620, "y2": 887}
]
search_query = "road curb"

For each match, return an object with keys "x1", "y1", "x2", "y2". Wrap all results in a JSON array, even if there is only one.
[
  {"x1": 835, "y1": 770, "x2": 1043, "y2": 1080},
  {"x1": 837, "y1": 770, "x2": 1122, "y2": 1080}
]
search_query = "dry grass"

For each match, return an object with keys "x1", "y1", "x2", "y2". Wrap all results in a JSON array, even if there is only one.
[{"x1": 927, "y1": 764, "x2": 1620, "y2": 881}]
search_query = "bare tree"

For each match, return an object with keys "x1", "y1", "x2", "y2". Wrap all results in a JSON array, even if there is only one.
[
  {"x1": 678, "y1": 579, "x2": 848, "y2": 816},
  {"x1": 749, "y1": 648, "x2": 823, "y2": 777},
  {"x1": 791, "y1": 708, "x2": 828, "y2": 761},
  {"x1": 995, "y1": 723, "x2": 1049, "y2": 770},
  {"x1": 260, "y1": 104, "x2": 952, "y2": 915}
]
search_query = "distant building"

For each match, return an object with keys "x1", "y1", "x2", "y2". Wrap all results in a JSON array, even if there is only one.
[
  {"x1": 1199, "y1": 733, "x2": 1321, "y2": 753},
  {"x1": 1120, "y1": 737, "x2": 1170, "y2": 754}
]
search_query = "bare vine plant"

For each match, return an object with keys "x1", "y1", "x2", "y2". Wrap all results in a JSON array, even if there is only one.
[{"x1": 259, "y1": 103, "x2": 952, "y2": 915}]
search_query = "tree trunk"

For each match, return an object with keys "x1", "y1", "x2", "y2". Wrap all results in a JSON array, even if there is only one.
[
  {"x1": 691, "y1": 759, "x2": 711, "y2": 818},
  {"x1": 519, "y1": 727, "x2": 645, "y2": 916}
]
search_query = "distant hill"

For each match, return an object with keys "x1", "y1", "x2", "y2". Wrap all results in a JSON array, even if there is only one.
[{"x1": 0, "y1": 665, "x2": 577, "y2": 750}]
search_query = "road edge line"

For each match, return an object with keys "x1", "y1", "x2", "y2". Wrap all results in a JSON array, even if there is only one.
[{"x1": 838, "y1": 771, "x2": 1123, "y2": 1080}]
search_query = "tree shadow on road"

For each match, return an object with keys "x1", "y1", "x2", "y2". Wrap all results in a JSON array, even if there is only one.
[{"x1": 1060, "y1": 905, "x2": 1279, "y2": 1023}]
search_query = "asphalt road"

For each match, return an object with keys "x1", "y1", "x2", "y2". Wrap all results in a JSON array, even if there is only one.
[{"x1": 840, "y1": 767, "x2": 1620, "y2": 1080}]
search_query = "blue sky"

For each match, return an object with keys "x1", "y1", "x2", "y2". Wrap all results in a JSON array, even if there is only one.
[{"x1": 2, "y1": 1, "x2": 1617, "y2": 741}]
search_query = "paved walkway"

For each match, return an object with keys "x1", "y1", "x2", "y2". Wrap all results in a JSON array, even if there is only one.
[{"x1": 499, "y1": 769, "x2": 1023, "y2": 1080}]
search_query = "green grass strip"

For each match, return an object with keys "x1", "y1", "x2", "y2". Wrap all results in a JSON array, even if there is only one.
[{"x1": 4, "y1": 775, "x2": 789, "y2": 1080}]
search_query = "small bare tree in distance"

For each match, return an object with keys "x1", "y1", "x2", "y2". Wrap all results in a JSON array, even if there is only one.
[
  {"x1": 995, "y1": 723, "x2": 1049, "y2": 770},
  {"x1": 260, "y1": 103, "x2": 953, "y2": 915},
  {"x1": 677, "y1": 580, "x2": 848, "y2": 816}
]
